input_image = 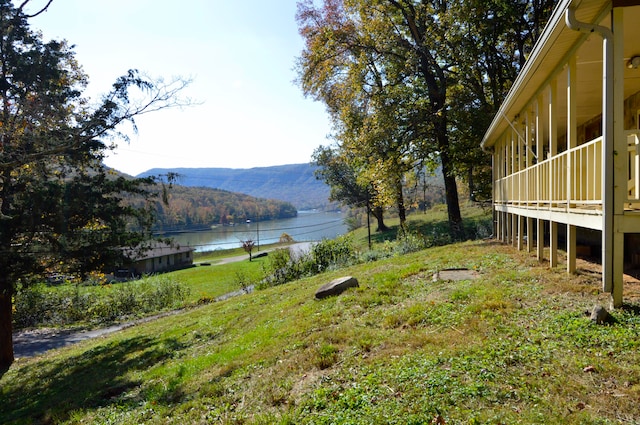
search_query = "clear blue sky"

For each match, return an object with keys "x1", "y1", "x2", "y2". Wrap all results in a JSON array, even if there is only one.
[{"x1": 25, "y1": 0, "x2": 331, "y2": 176}]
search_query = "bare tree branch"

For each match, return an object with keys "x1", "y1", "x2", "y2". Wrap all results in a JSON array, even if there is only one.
[{"x1": 16, "y1": 0, "x2": 54, "y2": 18}]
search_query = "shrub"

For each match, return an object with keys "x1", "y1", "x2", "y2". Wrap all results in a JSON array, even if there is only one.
[
  {"x1": 13, "y1": 276, "x2": 189, "y2": 329},
  {"x1": 260, "y1": 248, "x2": 306, "y2": 288},
  {"x1": 260, "y1": 236, "x2": 357, "y2": 288},
  {"x1": 310, "y1": 236, "x2": 357, "y2": 273},
  {"x1": 394, "y1": 231, "x2": 428, "y2": 255},
  {"x1": 279, "y1": 233, "x2": 294, "y2": 243}
]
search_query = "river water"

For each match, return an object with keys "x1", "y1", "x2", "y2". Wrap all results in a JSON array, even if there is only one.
[{"x1": 167, "y1": 210, "x2": 349, "y2": 252}]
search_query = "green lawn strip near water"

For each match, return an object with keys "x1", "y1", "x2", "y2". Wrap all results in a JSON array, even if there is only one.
[
  {"x1": 171, "y1": 256, "x2": 267, "y2": 303},
  {"x1": 193, "y1": 242, "x2": 290, "y2": 264},
  {"x1": 4, "y1": 240, "x2": 640, "y2": 423}
]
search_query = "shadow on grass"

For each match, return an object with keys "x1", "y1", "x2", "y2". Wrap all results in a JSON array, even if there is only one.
[{"x1": 1, "y1": 335, "x2": 187, "y2": 424}]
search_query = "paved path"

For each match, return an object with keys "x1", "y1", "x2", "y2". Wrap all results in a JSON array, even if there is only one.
[
  {"x1": 13, "y1": 311, "x2": 182, "y2": 359},
  {"x1": 13, "y1": 242, "x2": 315, "y2": 359}
]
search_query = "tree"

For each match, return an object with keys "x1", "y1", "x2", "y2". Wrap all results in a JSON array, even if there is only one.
[
  {"x1": 312, "y1": 145, "x2": 388, "y2": 232},
  {"x1": 297, "y1": 0, "x2": 426, "y2": 231},
  {"x1": 0, "y1": 0, "x2": 189, "y2": 370},
  {"x1": 297, "y1": 0, "x2": 554, "y2": 239},
  {"x1": 444, "y1": 0, "x2": 554, "y2": 201},
  {"x1": 297, "y1": 0, "x2": 461, "y2": 236},
  {"x1": 241, "y1": 239, "x2": 256, "y2": 261}
]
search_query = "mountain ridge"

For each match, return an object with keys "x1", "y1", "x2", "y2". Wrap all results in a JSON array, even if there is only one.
[{"x1": 138, "y1": 163, "x2": 331, "y2": 210}]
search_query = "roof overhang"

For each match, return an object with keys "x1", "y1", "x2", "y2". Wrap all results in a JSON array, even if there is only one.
[{"x1": 481, "y1": 0, "x2": 617, "y2": 150}]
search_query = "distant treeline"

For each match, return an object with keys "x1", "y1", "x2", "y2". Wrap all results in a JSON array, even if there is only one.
[{"x1": 147, "y1": 185, "x2": 297, "y2": 233}]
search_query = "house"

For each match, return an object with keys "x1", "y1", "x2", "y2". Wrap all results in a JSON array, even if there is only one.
[
  {"x1": 481, "y1": 0, "x2": 640, "y2": 307},
  {"x1": 120, "y1": 242, "x2": 195, "y2": 277}
]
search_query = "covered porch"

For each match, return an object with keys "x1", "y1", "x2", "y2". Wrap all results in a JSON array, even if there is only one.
[{"x1": 481, "y1": 0, "x2": 640, "y2": 307}]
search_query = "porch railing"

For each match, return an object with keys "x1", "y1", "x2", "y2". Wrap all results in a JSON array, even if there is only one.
[
  {"x1": 495, "y1": 136, "x2": 602, "y2": 208},
  {"x1": 627, "y1": 130, "x2": 640, "y2": 203},
  {"x1": 496, "y1": 130, "x2": 640, "y2": 209}
]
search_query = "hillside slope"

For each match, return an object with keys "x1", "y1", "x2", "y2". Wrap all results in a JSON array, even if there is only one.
[
  {"x1": 148, "y1": 185, "x2": 297, "y2": 233},
  {"x1": 138, "y1": 163, "x2": 331, "y2": 210},
  {"x1": 4, "y1": 239, "x2": 640, "y2": 423}
]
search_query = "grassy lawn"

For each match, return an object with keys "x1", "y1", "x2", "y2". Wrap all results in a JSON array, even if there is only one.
[
  {"x1": 192, "y1": 242, "x2": 290, "y2": 263},
  {"x1": 4, "y1": 224, "x2": 640, "y2": 423},
  {"x1": 173, "y1": 256, "x2": 268, "y2": 303}
]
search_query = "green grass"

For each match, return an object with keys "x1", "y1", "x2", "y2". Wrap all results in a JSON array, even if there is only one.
[
  {"x1": 172, "y1": 256, "x2": 267, "y2": 303},
  {"x1": 350, "y1": 201, "x2": 493, "y2": 249},
  {"x1": 4, "y1": 205, "x2": 640, "y2": 423},
  {"x1": 193, "y1": 242, "x2": 290, "y2": 263}
]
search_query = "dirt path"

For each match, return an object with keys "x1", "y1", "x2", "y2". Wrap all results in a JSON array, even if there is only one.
[{"x1": 13, "y1": 242, "x2": 315, "y2": 359}]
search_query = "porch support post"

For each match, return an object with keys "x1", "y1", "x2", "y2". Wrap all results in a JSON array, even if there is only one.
[
  {"x1": 548, "y1": 80, "x2": 558, "y2": 157},
  {"x1": 566, "y1": 6, "x2": 614, "y2": 299},
  {"x1": 512, "y1": 213, "x2": 518, "y2": 247},
  {"x1": 535, "y1": 95, "x2": 545, "y2": 261},
  {"x1": 536, "y1": 96, "x2": 544, "y2": 207},
  {"x1": 527, "y1": 217, "x2": 534, "y2": 252},
  {"x1": 517, "y1": 215, "x2": 524, "y2": 250},
  {"x1": 550, "y1": 221, "x2": 558, "y2": 268},
  {"x1": 612, "y1": 6, "x2": 626, "y2": 307},
  {"x1": 567, "y1": 224, "x2": 577, "y2": 273},
  {"x1": 567, "y1": 55, "x2": 577, "y2": 274},
  {"x1": 548, "y1": 79, "x2": 559, "y2": 268},
  {"x1": 503, "y1": 211, "x2": 508, "y2": 242},
  {"x1": 548, "y1": 79, "x2": 558, "y2": 207},
  {"x1": 492, "y1": 154, "x2": 497, "y2": 238},
  {"x1": 537, "y1": 219, "x2": 544, "y2": 261}
]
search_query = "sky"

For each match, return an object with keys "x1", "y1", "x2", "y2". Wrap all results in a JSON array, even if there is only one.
[{"x1": 24, "y1": 0, "x2": 332, "y2": 176}]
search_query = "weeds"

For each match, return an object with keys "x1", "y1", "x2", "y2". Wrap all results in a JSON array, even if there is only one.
[
  {"x1": 313, "y1": 344, "x2": 339, "y2": 370},
  {"x1": 14, "y1": 275, "x2": 189, "y2": 328}
]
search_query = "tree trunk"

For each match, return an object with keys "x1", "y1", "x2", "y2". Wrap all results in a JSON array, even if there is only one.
[
  {"x1": 0, "y1": 284, "x2": 14, "y2": 372},
  {"x1": 395, "y1": 174, "x2": 406, "y2": 230},
  {"x1": 371, "y1": 206, "x2": 388, "y2": 232},
  {"x1": 440, "y1": 147, "x2": 464, "y2": 240}
]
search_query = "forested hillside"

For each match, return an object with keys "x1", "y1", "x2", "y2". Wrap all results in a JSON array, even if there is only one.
[
  {"x1": 138, "y1": 163, "x2": 331, "y2": 210},
  {"x1": 148, "y1": 185, "x2": 297, "y2": 233}
]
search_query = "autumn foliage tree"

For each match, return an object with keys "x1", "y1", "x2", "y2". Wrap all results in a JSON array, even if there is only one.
[
  {"x1": 296, "y1": 0, "x2": 554, "y2": 237},
  {"x1": 0, "y1": 0, "x2": 189, "y2": 370},
  {"x1": 296, "y1": 0, "x2": 462, "y2": 236},
  {"x1": 312, "y1": 145, "x2": 388, "y2": 232}
]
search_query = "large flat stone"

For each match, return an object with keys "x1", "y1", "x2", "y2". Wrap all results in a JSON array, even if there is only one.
[
  {"x1": 315, "y1": 276, "x2": 359, "y2": 299},
  {"x1": 433, "y1": 268, "x2": 481, "y2": 282}
]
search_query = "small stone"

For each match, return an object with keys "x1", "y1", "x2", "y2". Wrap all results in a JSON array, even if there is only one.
[
  {"x1": 315, "y1": 276, "x2": 359, "y2": 299},
  {"x1": 590, "y1": 305, "x2": 609, "y2": 324}
]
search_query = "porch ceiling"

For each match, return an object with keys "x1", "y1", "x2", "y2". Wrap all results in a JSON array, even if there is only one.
[{"x1": 481, "y1": 0, "x2": 640, "y2": 149}]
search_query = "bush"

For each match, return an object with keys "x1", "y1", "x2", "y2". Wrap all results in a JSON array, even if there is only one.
[
  {"x1": 310, "y1": 236, "x2": 357, "y2": 273},
  {"x1": 13, "y1": 276, "x2": 189, "y2": 329},
  {"x1": 260, "y1": 236, "x2": 357, "y2": 288},
  {"x1": 279, "y1": 233, "x2": 294, "y2": 243},
  {"x1": 259, "y1": 248, "x2": 304, "y2": 288},
  {"x1": 394, "y1": 231, "x2": 428, "y2": 255}
]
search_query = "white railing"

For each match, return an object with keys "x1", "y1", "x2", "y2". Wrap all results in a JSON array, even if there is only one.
[
  {"x1": 627, "y1": 130, "x2": 640, "y2": 203},
  {"x1": 495, "y1": 136, "x2": 603, "y2": 208}
]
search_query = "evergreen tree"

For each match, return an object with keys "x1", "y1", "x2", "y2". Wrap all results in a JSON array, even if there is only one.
[{"x1": 0, "y1": 0, "x2": 188, "y2": 370}]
